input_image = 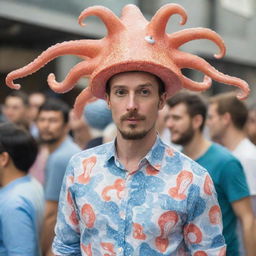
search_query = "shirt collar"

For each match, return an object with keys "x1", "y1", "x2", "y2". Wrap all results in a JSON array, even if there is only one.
[{"x1": 106, "y1": 136, "x2": 166, "y2": 172}]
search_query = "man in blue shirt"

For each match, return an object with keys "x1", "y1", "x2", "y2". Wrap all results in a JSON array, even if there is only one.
[
  {"x1": 166, "y1": 91, "x2": 255, "y2": 255},
  {"x1": 53, "y1": 71, "x2": 226, "y2": 255},
  {"x1": 0, "y1": 122, "x2": 44, "y2": 256},
  {"x1": 36, "y1": 98, "x2": 81, "y2": 256}
]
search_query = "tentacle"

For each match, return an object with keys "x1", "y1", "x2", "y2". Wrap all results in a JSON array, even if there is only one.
[
  {"x1": 181, "y1": 75, "x2": 212, "y2": 91},
  {"x1": 5, "y1": 40, "x2": 101, "y2": 90},
  {"x1": 147, "y1": 4, "x2": 187, "y2": 38},
  {"x1": 78, "y1": 6, "x2": 125, "y2": 35},
  {"x1": 169, "y1": 28, "x2": 226, "y2": 59},
  {"x1": 47, "y1": 59, "x2": 97, "y2": 93},
  {"x1": 174, "y1": 51, "x2": 250, "y2": 99},
  {"x1": 73, "y1": 87, "x2": 97, "y2": 118}
]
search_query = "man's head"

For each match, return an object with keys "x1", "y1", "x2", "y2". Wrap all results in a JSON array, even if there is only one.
[
  {"x1": 166, "y1": 91, "x2": 207, "y2": 146},
  {"x1": 246, "y1": 104, "x2": 256, "y2": 145},
  {"x1": 105, "y1": 71, "x2": 166, "y2": 140},
  {"x1": 28, "y1": 92, "x2": 46, "y2": 122},
  {"x1": 3, "y1": 91, "x2": 29, "y2": 129},
  {"x1": 0, "y1": 122, "x2": 38, "y2": 185},
  {"x1": 207, "y1": 92, "x2": 248, "y2": 142},
  {"x1": 37, "y1": 98, "x2": 70, "y2": 144}
]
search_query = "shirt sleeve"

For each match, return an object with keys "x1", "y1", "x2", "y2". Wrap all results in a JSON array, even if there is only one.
[
  {"x1": 219, "y1": 159, "x2": 250, "y2": 203},
  {"x1": 184, "y1": 171, "x2": 226, "y2": 256},
  {"x1": 52, "y1": 156, "x2": 81, "y2": 256},
  {"x1": 2, "y1": 200, "x2": 38, "y2": 256}
]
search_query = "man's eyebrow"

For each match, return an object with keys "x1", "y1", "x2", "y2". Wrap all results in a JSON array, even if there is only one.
[{"x1": 112, "y1": 83, "x2": 154, "y2": 89}]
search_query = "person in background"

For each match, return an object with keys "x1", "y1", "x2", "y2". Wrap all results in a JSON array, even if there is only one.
[
  {"x1": 69, "y1": 109, "x2": 91, "y2": 149},
  {"x1": 166, "y1": 91, "x2": 255, "y2": 256},
  {"x1": 83, "y1": 99, "x2": 113, "y2": 149},
  {"x1": 28, "y1": 92, "x2": 46, "y2": 138},
  {"x1": 3, "y1": 91, "x2": 30, "y2": 131},
  {"x1": 36, "y1": 98, "x2": 81, "y2": 256},
  {"x1": 246, "y1": 103, "x2": 256, "y2": 145},
  {"x1": 0, "y1": 122, "x2": 44, "y2": 256}
]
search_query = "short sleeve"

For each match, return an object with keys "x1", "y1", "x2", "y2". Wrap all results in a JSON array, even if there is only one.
[{"x1": 219, "y1": 159, "x2": 250, "y2": 203}]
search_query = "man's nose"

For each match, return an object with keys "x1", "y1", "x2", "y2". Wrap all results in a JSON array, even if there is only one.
[
  {"x1": 126, "y1": 94, "x2": 138, "y2": 112},
  {"x1": 166, "y1": 117, "x2": 174, "y2": 129}
]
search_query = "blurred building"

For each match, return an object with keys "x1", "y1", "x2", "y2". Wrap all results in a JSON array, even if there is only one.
[{"x1": 0, "y1": 0, "x2": 255, "y2": 105}]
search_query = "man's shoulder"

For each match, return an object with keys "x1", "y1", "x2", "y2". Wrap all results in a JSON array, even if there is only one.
[
  {"x1": 70, "y1": 141, "x2": 113, "y2": 164},
  {"x1": 164, "y1": 146, "x2": 208, "y2": 178},
  {"x1": 208, "y1": 143, "x2": 239, "y2": 162}
]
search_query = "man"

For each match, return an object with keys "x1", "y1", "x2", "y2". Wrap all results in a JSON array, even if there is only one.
[
  {"x1": 207, "y1": 93, "x2": 256, "y2": 213},
  {"x1": 3, "y1": 91, "x2": 30, "y2": 130},
  {"x1": 246, "y1": 103, "x2": 256, "y2": 145},
  {"x1": 37, "y1": 98, "x2": 81, "y2": 256},
  {"x1": 0, "y1": 122, "x2": 44, "y2": 255},
  {"x1": 53, "y1": 71, "x2": 226, "y2": 255},
  {"x1": 166, "y1": 91, "x2": 255, "y2": 255}
]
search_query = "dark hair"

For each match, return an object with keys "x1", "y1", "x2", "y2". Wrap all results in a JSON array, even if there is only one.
[
  {"x1": 105, "y1": 71, "x2": 165, "y2": 96},
  {"x1": 0, "y1": 122, "x2": 38, "y2": 173},
  {"x1": 6, "y1": 91, "x2": 29, "y2": 106},
  {"x1": 38, "y1": 98, "x2": 70, "y2": 124},
  {"x1": 167, "y1": 91, "x2": 207, "y2": 131},
  {"x1": 209, "y1": 92, "x2": 248, "y2": 130}
]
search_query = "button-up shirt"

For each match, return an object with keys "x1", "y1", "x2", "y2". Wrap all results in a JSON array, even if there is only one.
[{"x1": 53, "y1": 137, "x2": 226, "y2": 256}]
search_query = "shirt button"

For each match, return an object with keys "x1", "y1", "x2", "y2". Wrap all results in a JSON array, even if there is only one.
[{"x1": 118, "y1": 247, "x2": 123, "y2": 253}]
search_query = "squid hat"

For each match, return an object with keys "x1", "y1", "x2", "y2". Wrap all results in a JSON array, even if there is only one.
[{"x1": 5, "y1": 4, "x2": 250, "y2": 117}]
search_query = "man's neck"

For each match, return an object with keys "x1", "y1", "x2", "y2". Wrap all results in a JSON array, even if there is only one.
[
  {"x1": 2, "y1": 166, "x2": 26, "y2": 187},
  {"x1": 183, "y1": 132, "x2": 211, "y2": 160},
  {"x1": 219, "y1": 126, "x2": 246, "y2": 151},
  {"x1": 47, "y1": 135, "x2": 67, "y2": 153},
  {"x1": 115, "y1": 130, "x2": 157, "y2": 173}
]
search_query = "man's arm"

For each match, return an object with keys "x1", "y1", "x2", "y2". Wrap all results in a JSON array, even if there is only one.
[
  {"x1": 232, "y1": 197, "x2": 256, "y2": 256},
  {"x1": 41, "y1": 200, "x2": 58, "y2": 256}
]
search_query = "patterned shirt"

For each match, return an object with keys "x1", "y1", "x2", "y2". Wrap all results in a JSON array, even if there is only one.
[{"x1": 53, "y1": 137, "x2": 226, "y2": 256}]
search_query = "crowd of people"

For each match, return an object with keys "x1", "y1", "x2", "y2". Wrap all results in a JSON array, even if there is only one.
[{"x1": 0, "y1": 86, "x2": 256, "y2": 255}]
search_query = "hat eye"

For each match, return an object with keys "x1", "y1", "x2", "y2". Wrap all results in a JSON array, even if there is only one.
[{"x1": 145, "y1": 35, "x2": 155, "y2": 44}]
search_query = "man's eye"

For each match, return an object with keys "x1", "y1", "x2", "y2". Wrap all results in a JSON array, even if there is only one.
[
  {"x1": 140, "y1": 89, "x2": 150, "y2": 96},
  {"x1": 115, "y1": 89, "x2": 126, "y2": 96}
]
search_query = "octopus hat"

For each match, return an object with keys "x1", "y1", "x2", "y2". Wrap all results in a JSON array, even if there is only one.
[{"x1": 5, "y1": 3, "x2": 250, "y2": 117}]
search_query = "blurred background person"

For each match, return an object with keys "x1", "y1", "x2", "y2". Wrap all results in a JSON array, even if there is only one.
[
  {"x1": 69, "y1": 109, "x2": 91, "y2": 148},
  {"x1": 207, "y1": 92, "x2": 256, "y2": 213},
  {"x1": 0, "y1": 122, "x2": 44, "y2": 256},
  {"x1": 166, "y1": 91, "x2": 255, "y2": 256},
  {"x1": 3, "y1": 91, "x2": 30, "y2": 131},
  {"x1": 36, "y1": 98, "x2": 80, "y2": 256},
  {"x1": 246, "y1": 103, "x2": 256, "y2": 145},
  {"x1": 28, "y1": 92, "x2": 46, "y2": 138},
  {"x1": 83, "y1": 99, "x2": 113, "y2": 149}
]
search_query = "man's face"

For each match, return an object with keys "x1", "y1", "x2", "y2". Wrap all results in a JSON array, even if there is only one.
[
  {"x1": 166, "y1": 103, "x2": 195, "y2": 146},
  {"x1": 28, "y1": 93, "x2": 45, "y2": 122},
  {"x1": 207, "y1": 103, "x2": 226, "y2": 142},
  {"x1": 246, "y1": 109, "x2": 256, "y2": 145},
  {"x1": 37, "y1": 110, "x2": 67, "y2": 144},
  {"x1": 3, "y1": 96, "x2": 27, "y2": 124},
  {"x1": 106, "y1": 72, "x2": 166, "y2": 140}
]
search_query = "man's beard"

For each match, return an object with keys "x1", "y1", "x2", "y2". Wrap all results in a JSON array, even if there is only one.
[
  {"x1": 118, "y1": 125, "x2": 154, "y2": 140},
  {"x1": 118, "y1": 110, "x2": 153, "y2": 140},
  {"x1": 171, "y1": 125, "x2": 195, "y2": 146},
  {"x1": 39, "y1": 135, "x2": 59, "y2": 145}
]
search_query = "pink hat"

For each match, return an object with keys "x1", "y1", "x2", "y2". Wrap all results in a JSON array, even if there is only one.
[{"x1": 5, "y1": 4, "x2": 250, "y2": 117}]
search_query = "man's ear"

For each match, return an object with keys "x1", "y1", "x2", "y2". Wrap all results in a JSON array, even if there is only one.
[
  {"x1": 105, "y1": 93, "x2": 111, "y2": 109},
  {"x1": 192, "y1": 114, "x2": 203, "y2": 130},
  {"x1": 159, "y1": 92, "x2": 167, "y2": 110},
  {"x1": 0, "y1": 152, "x2": 10, "y2": 168},
  {"x1": 222, "y1": 112, "x2": 231, "y2": 125}
]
